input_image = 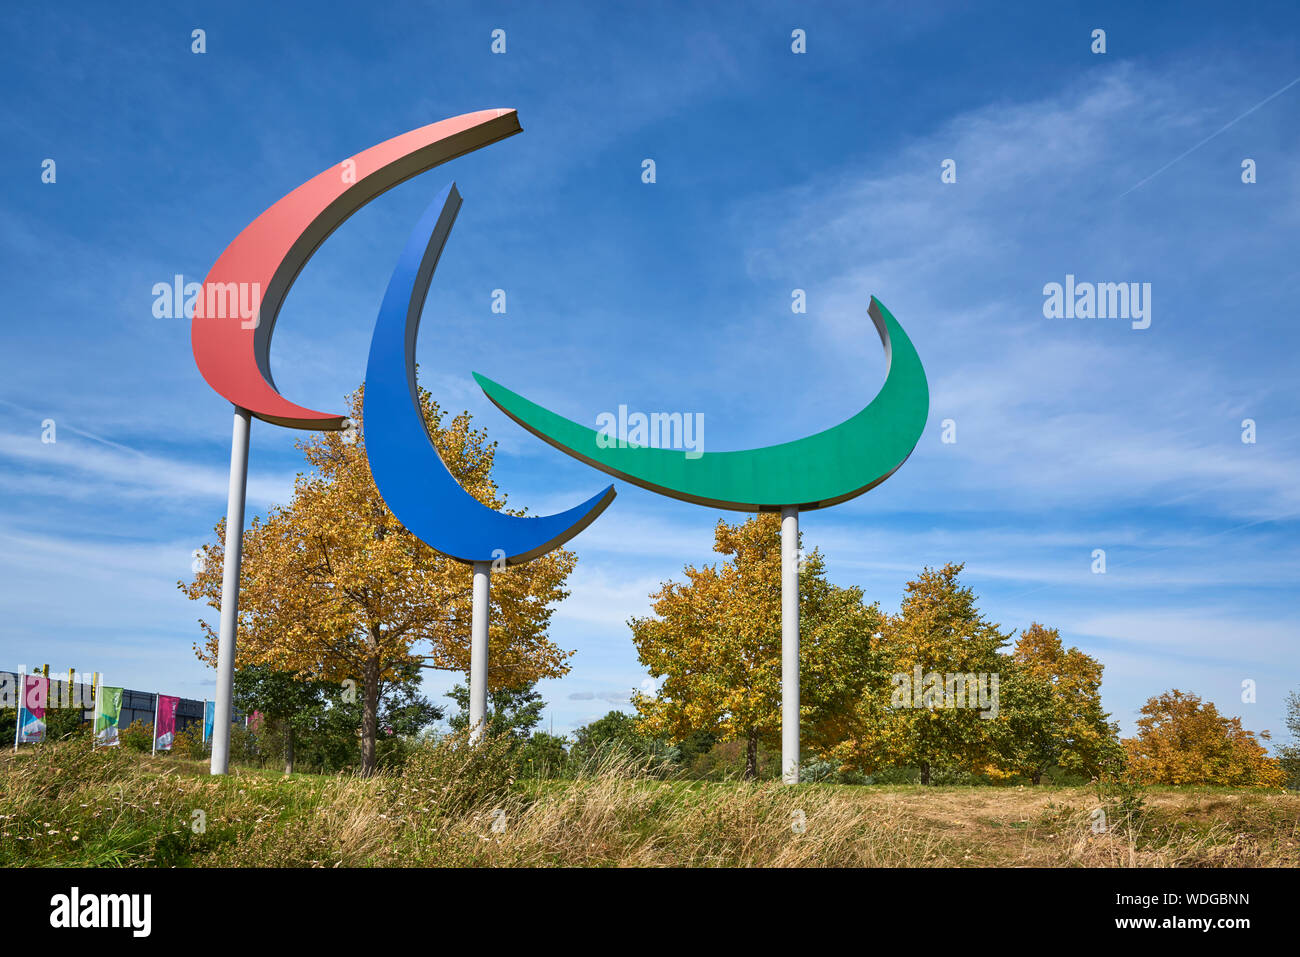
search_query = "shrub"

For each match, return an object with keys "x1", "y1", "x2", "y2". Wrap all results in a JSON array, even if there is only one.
[
  {"x1": 801, "y1": 758, "x2": 838, "y2": 783},
  {"x1": 170, "y1": 724, "x2": 208, "y2": 760},
  {"x1": 391, "y1": 730, "x2": 515, "y2": 818},
  {"x1": 118, "y1": 719, "x2": 154, "y2": 753},
  {"x1": 514, "y1": 731, "x2": 571, "y2": 779},
  {"x1": 687, "y1": 740, "x2": 780, "y2": 781},
  {"x1": 45, "y1": 705, "x2": 91, "y2": 742}
]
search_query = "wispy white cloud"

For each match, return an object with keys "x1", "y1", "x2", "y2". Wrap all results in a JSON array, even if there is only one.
[{"x1": 0, "y1": 431, "x2": 294, "y2": 508}]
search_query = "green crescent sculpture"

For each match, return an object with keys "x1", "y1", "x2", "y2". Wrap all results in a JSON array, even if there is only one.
[{"x1": 473, "y1": 296, "x2": 929, "y2": 511}]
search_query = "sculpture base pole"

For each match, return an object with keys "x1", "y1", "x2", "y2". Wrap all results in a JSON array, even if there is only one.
[
  {"x1": 210, "y1": 407, "x2": 251, "y2": 775},
  {"x1": 781, "y1": 505, "x2": 800, "y2": 784},
  {"x1": 469, "y1": 561, "x2": 491, "y2": 742}
]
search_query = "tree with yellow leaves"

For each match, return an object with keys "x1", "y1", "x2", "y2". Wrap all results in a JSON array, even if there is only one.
[
  {"x1": 832, "y1": 563, "x2": 1007, "y2": 784},
  {"x1": 992, "y1": 623, "x2": 1122, "y2": 783},
  {"x1": 180, "y1": 386, "x2": 577, "y2": 776},
  {"x1": 1123, "y1": 690, "x2": 1285, "y2": 788},
  {"x1": 630, "y1": 514, "x2": 881, "y2": 779}
]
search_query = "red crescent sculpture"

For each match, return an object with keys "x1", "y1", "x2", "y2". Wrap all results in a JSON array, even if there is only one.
[{"x1": 190, "y1": 108, "x2": 521, "y2": 430}]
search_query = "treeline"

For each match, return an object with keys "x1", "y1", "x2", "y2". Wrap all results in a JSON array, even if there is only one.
[
  {"x1": 13, "y1": 514, "x2": 1297, "y2": 790},
  {"x1": 615, "y1": 514, "x2": 1295, "y2": 788},
  {"x1": 15, "y1": 513, "x2": 1299, "y2": 789}
]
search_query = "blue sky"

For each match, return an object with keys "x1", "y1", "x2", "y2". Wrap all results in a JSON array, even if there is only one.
[{"x1": 2, "y1": 1, "x2": 1297, "y2": 746}]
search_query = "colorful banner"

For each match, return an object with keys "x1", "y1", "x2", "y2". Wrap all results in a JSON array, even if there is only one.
[
  {"x1": 203, "y1": 700, "x2": 214, "y2": 743},
  {"x1": 154, "y1": 694, "x2": 179, "y2": 752},
  {"x1": 248, "y1": 709, "x2": 263, "y2": 732},
  {"x1": 93, "y1": 685, "x2": 123, "y2": 747},
  {"x1": 17, "y1": 674, "x2": 48, "y2": 744}
]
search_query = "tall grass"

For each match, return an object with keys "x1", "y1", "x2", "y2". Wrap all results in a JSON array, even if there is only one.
[{"x1": 2, "y1": 740, "x2": 1296, "y2": 868}]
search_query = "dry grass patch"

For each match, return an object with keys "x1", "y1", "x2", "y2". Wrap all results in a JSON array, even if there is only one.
[{"x1": 4, "y1": 743, "x2": 1296, "y2": 868}]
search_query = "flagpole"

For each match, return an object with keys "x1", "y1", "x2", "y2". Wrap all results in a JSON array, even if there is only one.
[
  {"x1": 469, "y1": 561, "x2": 490, "y2": 743},
  {"x1": 210, "y1": 406, "x2": 252, "y2": 775},
  {"x1": 781, "y1": 506, "x2": 800, "y2": 784},
  {"x1": 201, "y1": 699, "x2": 207, "y2": 745},
  {"x1": 91, "y1": 673, "x2": 100, "y2": 750},
  {"x1": 12, "y1": 666, "x2": 22, "y2": 753},
  {"x1": 151, "y1": 693, "x2": 159, "y2": 756}
]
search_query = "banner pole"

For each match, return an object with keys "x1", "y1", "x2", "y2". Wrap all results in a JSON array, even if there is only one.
[
  {"x1": 90, "y1": 671, "x2": 99, "y2": 749},
  {"x1": 152, "y1": 693, "x2": 159, "y2": 756},
  {"x1": 210, "y1": 406, "x2": 252, "y2": 775},
  {"x1": 13, "y1": 666, "x2": 22, "y2": 753}
]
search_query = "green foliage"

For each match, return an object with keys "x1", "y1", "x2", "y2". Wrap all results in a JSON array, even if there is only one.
[
  {"x1": 45, "y1": 704, "x2": 90, "y2": 742},
  {"x1": 119, "y1": 719, "x2": 154, "y2": 753},
  {"x1": 447, "y1": 682, "x2": 544, "y2": 740},
  {"x1": 515, "y1": 731, "x2": 570, "y2": 779},
  {"x1": 991, "y1": 624, "x2": 1122, "y2": 783},
  {"x1": 570, "y1": 710, "x2": 659, "y2": 762},
  {"x1": 171, "y1": 723, "x2": 208, "y2": 760},
  {"x1": 393, "y1": 731, "x2": 515, "y2": 817},
  {"x1": 833, "y1": 563, "x2": 1009, "y2": 783},
  {"x1": 688, "y1": 740, "x2": 780, "y2": 781},
  {"x1": 235, "y1": 664, "x2": 329, "y2": 719},
  {"x1": 0, "y1": 702, "x2": 87, "y2": 744},
  {"x1": 1278, "y1": 691, "x2": 1300, "y2": 790},
  {"x1": 224, "y1": 663, "x2": 441, "y2": 774},
  {"x1": 674, "y1": 729, "x2": 718, "y2": 766},
  {"x1": 630, "y1": 515, "x2": 884, "y2": 780},
  {"x1": 1093, "y1": 773, "x2": 1148, "y2": 840}
]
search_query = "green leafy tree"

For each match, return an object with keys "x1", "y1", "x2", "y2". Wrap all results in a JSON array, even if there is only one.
[
  {"x1": 629, "y1": 515, "x2": 882, "y2": 779},
  {"x1": 834, "y1": 563, "x2": 1007, "y2": 784},
  {"x1": 233, "y1": 664, "x2": 336, "y2": 774},
  {"x1": 1279, "y1": 691, "x2": 1300, "y2": 789},
  {"x1": 248, "y1": 663, "x2": 440, "y2": 773},
  {"x1": 516, "y1": 731, "x2": 570, "y2": 778},
  {"x1": 993, "y1": 624, "x2": 1122, "y2": 783},
  {"x1": 570, "y1": 709, "x2": 665, "y2": 764},
  {"x1": 447, "y1": 682, "x2": 545, "y2": 740}
]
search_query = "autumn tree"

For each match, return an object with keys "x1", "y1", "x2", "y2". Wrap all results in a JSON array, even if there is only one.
[
  {"x1": 992, "y1": 624, "x2": 1122, "y2": 783},
  {"x1": 629, "y1": 514, "x2": 881, "y2": 779},
  {"x1": 832, "y1": 563, "x2": 1007, "y2": 784},
  {"x1": 1279, "y1": 691, "x2": 1300, "y2": 789},
  {"x1": 1123, "y1": 690, "x2": 1285, "y2": 788},
  {"x1": 181, "y1": 386, "x2": 578, "y2": 775}
]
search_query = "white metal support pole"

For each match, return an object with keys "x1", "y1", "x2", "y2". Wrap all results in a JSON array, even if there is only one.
[
  {"x1": 781, "y1": 506, "x2": 800, "y2": 784},
  {"x1": 210, "y1": 406, "x2": 252, "y2": 775},
  {"x1": 151, "y1": 694, "x2": 159, "y2": 756},
  {"x1": 469, "y1": 561, "x2": 491, "y2": 743}
]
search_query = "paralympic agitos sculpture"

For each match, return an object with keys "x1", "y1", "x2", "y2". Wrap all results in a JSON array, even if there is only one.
[{"x1": 191, "y1": 108, "x2": 928, "y2": 782}]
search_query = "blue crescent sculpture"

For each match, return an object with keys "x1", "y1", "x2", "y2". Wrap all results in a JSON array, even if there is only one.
[{"x1": 362, "y1": 182, "x2": 616, "y2": 565}]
